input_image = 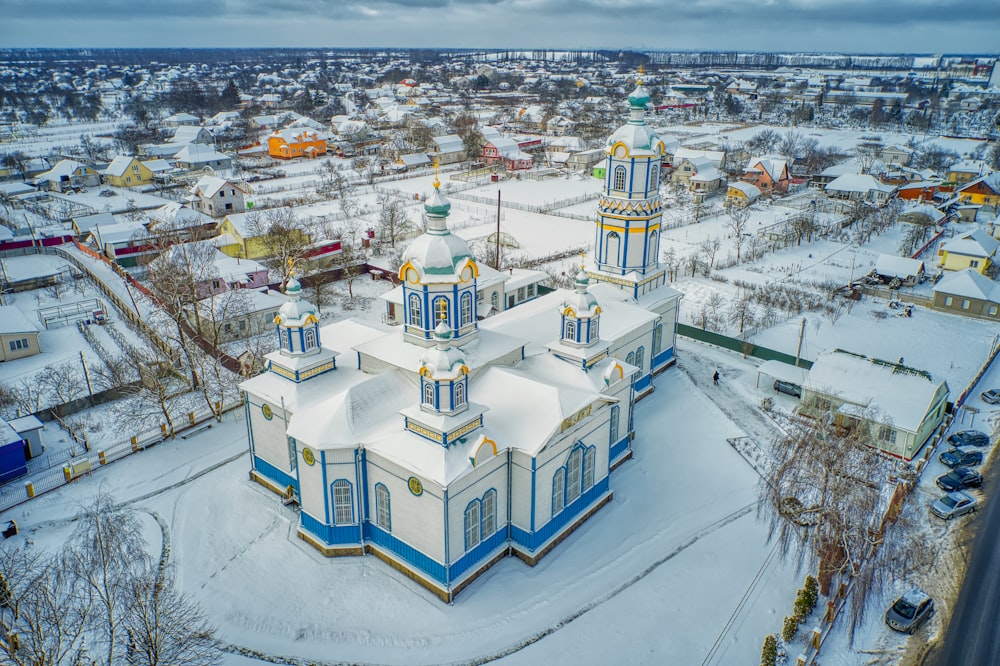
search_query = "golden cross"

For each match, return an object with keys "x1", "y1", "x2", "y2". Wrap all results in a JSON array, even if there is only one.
[
  {"x1": 433, "y1": 158, "x2": 440, "y2": 189},
  {"x1": 637, "y1": 64, "x2": 644, "y2": 85}
]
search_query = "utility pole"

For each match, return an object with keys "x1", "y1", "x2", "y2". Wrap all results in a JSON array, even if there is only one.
[
  {"x1": 794, "y1": 317, "x2": 806, "y2": 368},
  {"x1": 80, "y1": 351, "x2": 93, "y2": 395},
  {"x1": 495, "y1": 188, "x2": 501, "y2": 271}
]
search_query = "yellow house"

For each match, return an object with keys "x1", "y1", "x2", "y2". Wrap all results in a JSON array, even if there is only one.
[
  {"x1": 938, "y1": 228, "x2": 1000, "y2": 274},
  {"x1": 103, "y1": 156, "x2": 154, "y2": 188},
  {"x1": 946, "y1": 160, "x2": 991, "y2": 185},
  {"x1": 956, "y1": 174, "x2": 1000, "y2": 208},
  {"x1": 215, "y1": 211, "x2": 311, "y2": 260},
  {"x1": 0, "y1": 306, "x2": 41, "y2": 362}
]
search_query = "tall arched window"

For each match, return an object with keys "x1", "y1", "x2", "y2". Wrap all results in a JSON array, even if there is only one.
[
  {"x1": 287, "y1": 436, "x2": 297, "y2": 472},
  {"x1": 635, "y1": 346, "x2": 645, "y2": 373},
  {"x1": 408, "y1": 294, "x2": 422, "y2": 327},
  {"x1": 610, "y1": 405, "x2": 620, "y2": 445},
  {"x1": 481, "y1": 490, "x2": 496, "y2": 538},
  {"x1": 464, "y1": 500, "x2": 481, "y2": 550},
  {"x1": 591, "y1": 318, "x2": 599, "y2": 341},
  {"x1": 422, "y1": 381, "x2": 434, "y2": 406},
  {"x1": 434, "y1": 296, "x2": 449, "y2": 324},
  {"x1": 653, "y1": 324, "x2": 663, "y2": 356},
  {"x1": 649, "y1": 163, "x2": 659, "y2": 191},
  {"x1": 566, "y1": 448, "x2": 582, "y2": 504},
  {"x1": 332, "y1": 480, "x2": 353, "y2": 525},
  {"x1": 564, "y1": 319, "x2": 577, "y2": 342},
  {"x1": 583, "y1": 447, "x2": 596, "y2": 491},
  {"x1": 375, "y1": 483, "x2": 391, "y2": 531},
  {"x1": 626, "y1": 351, "x2": 635, "y2": 366},
  {"x1": 552, "y1": 468, "x2": 566, "y2": 515},
  {"x1": 613, "y1": 166, "x2": 627, "y2": 191},
  {"x1": 605, "y1": 231, "x2": 620, "y2": 265},
  {"x1": 646, "y1": 230, "x2": 659, "y2": 266},
  {"x1": 454, "y1": 380, "x2": 466, "y2": 408},
  {"x1": 460, "y1": 292, "x2": 473, "y2": 326},
  {"x1": 491, "y1": 291, "x2": 500, "y2": 312},
  {"x1": 304, "y1": 327, "x2": 317, "y2": 350}
]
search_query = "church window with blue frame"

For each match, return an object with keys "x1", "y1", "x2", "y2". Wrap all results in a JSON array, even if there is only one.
[
  {"x1": 584, "y1": 447, "x2": 596, "y2": 491},
  {"x1": 635, "y1": 346, "x2": 645, "y2": 373},
  {"x1": 653, "y1": 324, "x2": 663, "y2": 356},
  {"x1": 332, "y1": 480, "x2": 353, "y2": 525},
  {"x1": 649, "y1": 163, "x2": 659, "y2": 192},
  {"x1": 566, "y1": 448, "x2": 583, "y2": 504},
  {"x1": 613, "y1": 166, "x2": 627, "y2": 191},
  {"x1": 461, "y1": 292, "x2": 473, "y2": 326},
  {"x1": 464, "y1": 500, "x2": 481, "y2": 550},
  {"x1": 375, "y1": 483, "x2": 390, "y2": 532},
  {"x1": 482, "y1": 489, "x2": 497, "y2": 538},
  {"x1": 552, "y1": 468, "x2": 566, "y2": 515},
  {"x1": 408, "y1": 294, "x2": 422, "y2": 327},
  {"x1": 646, "y1": 230, "x2": 658, "y2": 266},
  {"x1": 491, "y1": 291, "x2": 500, "y2": 311},
  {"x1": 279, "y1": 328, "x2": 290, "y2": 351},
  {"x1": 434, "y1": 296, "x2": 448, "y2": 324},
  {"x1": 287, "y1": 436, "x2": 297, "y2": 472},
  {"x1": 422, "y1": 381, "x2": 434, "y2": 406},
  {"x1": 454, "y1": 380, "x2": 466, "y2": 408},
  {"x1": 304, "y1": 327, "x2": 317, "y2": 351},
  {"x1": 605, "y1": 232, "x2": 620, "y2": 265},
  {"x1": 564, "y1": 319, "x2": 577, "y2": 342},
  {"x1": 626, "y1": 351, "x2": 635, "y2": 366},
  {"x1": 610, "y1": 405, "x2": 620, "y2": 445},
  {"x1": 591, "y1": 317, "x2": 599, "y2": 341}
]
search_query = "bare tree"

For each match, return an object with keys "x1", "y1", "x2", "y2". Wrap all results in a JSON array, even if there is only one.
[
  {"x1": 245, "y1": 208, "x2": 312, "y2": 288},
  {"x1": 376, "y1": 190, "x2": 413, "y2": 249},
  {"x1": 727, "y1": 289, "x2": 756, "y2": 335},
  {"x1": 728, "y1": 205, "x2": 752, "y2": 264},
  {"x1": 854, "y1": 136, "x2": 883, "y2": 175},
  {"x1": 698, "y1": 237, "x2": 721, "y2": 271},
  {"x1": 661, "y1": 246, "x2": 680, "y2": 282}
]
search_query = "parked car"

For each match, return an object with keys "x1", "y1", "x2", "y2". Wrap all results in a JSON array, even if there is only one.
[
  {"x1": 939, "y1": 446, "x2": 983, "y2": 468},
  {"x1": 773, "y1": 380, "x2": 802, "y2": 398},
  {"x1": 930, "y1": 491, "x2": 977, "y2": 520},
  {"x1": 885, "y1": 589, "x2": 935, "y2": 634},
  {"x1": 946, "y1": 430, "x2": 990, "y2": 448},
  {"x1": 936, "y1": 467, "x2": 984, "y2": 492},
  {"x1": 981, "y1": 389, "x2": 1000, "y2": 404}
]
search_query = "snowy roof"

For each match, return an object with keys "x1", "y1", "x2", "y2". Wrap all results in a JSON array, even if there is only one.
[
  {"x1": 195, "y1": 287, "x2": 285, "y2": 319},
  {"x1": 757, "y1": 360, "x2": 808, "y2": 386},
  {"x1": 0, "y1": 182, "x2": 35, "y2": 197},
  {"x1": 398, "y1": 153, "x2": 430, "y2": 167},
  {"x1": 356, "y1": 328, "x2": 524, "y2": 377},
  {"x1": 104, "y1": 155, "x2": 140, "y2": 177},
  {"x1": 941, "y1": 228, "x2": 999, "y2": 258},
  {"x1": 143, "y1": 159, "x2": 173, "y2": 174},
  {"x1": 173, "y1": 144, "x2": 229, "y2": 164},
  {"x1": 874, "y1": 255, "x2": 924, "y2": 279},
  {"x1": 932, "y1": 268, "x2": 1000, "y2": 302},
  {"x1": 148, "y1": 202, "x2": 213, "y2": 229},
  {"x1": 898, "y1": 204, "x2": 945, "y2": 225},
  {"x1": 690, "y1": 166, "x2": 722, "y2": 183},
  {"x1": 803, "y1": 349, "x2": 946, "y2": 433},
  {"x1": 825, "y1": 173, "x2": 896, "y2": 194},
  {"x1": 0, "y1": 419, "x2": 21, "y2": 447},
  {"x1": 674, "y1": 148, "x2": 724, "y2": 168},
  {"x1": 959, "y1": 173, "x2": 1000, "y2": 196},
  {"x1": 91, "y1": 221, "x2": 147, "y2": 246},
  {"x1": 728, "y1": 182, "x2": 761, "y2": 199},
  {"x1": 0, "y1": 305, "x2": 39, "y2": 335},
  {"x1": 36, "y1": 159, "x2": 92, "y2": 181},
  {"x1": 431, "y1": 134, "x2": 465, "y2": 154},
  {"x1": 745, "y1": 156, "x2": 788, "y2": 181},
  {"x1": 171, "y1": 126, "x2": 211, "y2": 143},
  {"x1": 504, "y1": 268, "x2": 547, "y2": 291},
  {"x1": 191, "y1": 175, "x2": 239, "y2": 199},
  {"x1": 72, "y1": 212, "x2": 117, "y2": 232}
]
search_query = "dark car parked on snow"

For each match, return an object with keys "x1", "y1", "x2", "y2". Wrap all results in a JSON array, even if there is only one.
[
  {"x1": 773, "y1": 380, "x2": 802, "y2": 398},
  {"x1": 946, "y1": 430, "x2": 990, "y2": 448},
  {"x1": 936, "y1": 467, "x2": 984, "y2": 492},
  {"x1": 939, "y1": 446, "x2": 983, "y2": 469},
  {"x1": 885, "y1": 589, "x2": 935, "y2": 634}
]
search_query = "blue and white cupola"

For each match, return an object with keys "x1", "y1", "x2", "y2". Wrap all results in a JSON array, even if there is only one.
[
  {"x1": 591, "y1": 69, "x2": 667, "y2": 297},
  {"x1": 266, "y1": 275, "x2": 338, "y2": 383},
  {"x1": 398, "y1": 173, "x2": 480, "y2": 347},
  {"x1": 560, "y1": 268, "x2": 601, "y2": 348},
  {"x1": 400, "y1": 319, "x2": 487, "y2": 447}
]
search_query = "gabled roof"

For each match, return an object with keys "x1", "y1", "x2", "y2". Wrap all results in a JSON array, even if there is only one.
[
  {"x1": 173, "y1": 143, "x2": 229, "y2": 164},
  {"x1": 728, "y1": 181, "x2": 761, "y2": 199},
  {"x1": 933, "y1": 268, "x2": 1000, "y2": 302},
  {"x1": 874, "y1": 254, "x2": 924, "y2": 279},
  {"x1": 745, "y1": 156, "x2": 788, "y2": 181},
  {"x1": 0, "y1": 306, "x2": 39, "y2": 335},
  {"x1": 958, "y1": 173, "x2": 1000, "y2": 196},
  {"x1": 190, "y1": 175, "x2": 240, "y2": 198},
  {"x1": 941, "y1": 228, "x2": 1000, "y2": 258},
  {"x1": 825, "y1": 173, "x2": 896, "y2": 194},
  {"x1": 104, "y1": 155, "x2": 141, "y2": 177}
]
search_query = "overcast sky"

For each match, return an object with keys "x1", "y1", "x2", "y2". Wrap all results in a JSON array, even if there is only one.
[{"x1": 2, "y1": 0, "x2": 999, "y2": 55}]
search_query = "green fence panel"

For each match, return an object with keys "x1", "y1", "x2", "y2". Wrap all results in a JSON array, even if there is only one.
[{"x1": 677, "y1": 323, "x2": 813, "y2": 369}]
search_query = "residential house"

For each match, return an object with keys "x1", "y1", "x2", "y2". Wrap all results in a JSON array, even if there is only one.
[
  {"x1": 170, "y1": 126, "x2": 215, "y2": 145},
  {"x1": 725, "y1": 181, "x2": 762, "y2": 207},
  {"x1": 267, "y1": 129, "x2": 327, "y2": 160},
  {"x1": 189, "y1": 176, "x2": 247, "y2": 218},
  {"x1": 878, "y1": 145, "x2": 912, "y2": 168},
  {"x1": 145, "y1": 202, "x2": 216, "y2": 240},
  {"x1": 152, "y1": 241, "x2": 269, "y2": 298},
  {"x1": 215, "y1": 210, "x2": 311, "y2": 260},
  {"x1": 0, "y1": 306, "x2": 41, "y2": 362},
  {"x1": 90, "y1": 220, "x2": 154, "y2": 267},
  {"x1": 186, "y1": 288, "x2": 287, "y2": 344},
  {"x1": 897, "y1": 204, "x2": 946, "y2": 227},
  {"x1": 33, "y1": 159, "x2": 101, "y2": 192},
  {"x1": 937, "y1": 228, "x2": 999, "y2": 274},
  {"x1": 689, "y1": 163, "x2": 724, "y2": 201},
  {"x1": 932, "y1": 268, "x2": 1000, "y2": 319},
  {"x1": 956, "y1": 173, "x2": 1000, "y2": 210},
  {"x1": 0, "y1": 418, "x2": 27, "y2": 483},
  {"x1": 71, "y1": 212, "x2": 117, "y2": 238},
  {"x1": 428, "y1": 135, "x2": 467, "y2": 165},
  {"x1": 872, "y1": 255, "x2": 925, "y2": 286},
  {"x1": 799, "y1": 349, "x2": 948, "y2": 461},
  {"x1": 545, "y1": 115, "x2": 574, "y2": 136},
  {"x1": 824, "y1": 173, "x2": 896, "y2": 204},
  {"x1": 503, "y1": 269, "x2": 548, "y2": 309},
  {"x1": 103, "y1": 156, "x2": 154, "y2": 188},
  {"x1": 395, "y1": 153, "x2": 431, "y2": 172},
  {"x1": 946, "y1": 160, "x2": 991, "y2": 185},
  {"x1": 741, "y1": 156, "x2": 790, "y2": 196},
  {"x1": 172, "y1": 144, "x2": 233, "y2": 172},
  {"x1": 896, "y1": 180, "x2": 950, "y2": 202},
  {"x1": 162, "y1": 112, "x2": 201, "y2": 127},
  {"x1": 566, "y1": 148, "x2": 606, "y2": 172},
  {"x1": 670, "y1": 147, "x2": 725, "y2": 182},
  {"x1": 481, "y1": 137, "x2": 533, "y2": 170}
]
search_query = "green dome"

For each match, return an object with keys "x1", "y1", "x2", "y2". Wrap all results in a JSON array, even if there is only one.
[
  {"x1": 425, "y1": 184, "x2": 451, "y2": 218},
  {"x1": 627, "y1": 83, "x2": 650, "y2": 109}
]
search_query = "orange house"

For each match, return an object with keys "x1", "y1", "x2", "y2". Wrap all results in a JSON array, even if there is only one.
[
  {"x1": 267, "y1": 129, "x2": 327, "y2": 160},
  {"x1": 741, "y1": 156, "x2": 790, "y2": 196}
]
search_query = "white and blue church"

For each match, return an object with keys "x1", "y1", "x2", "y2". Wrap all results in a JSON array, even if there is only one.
[{"x1": 241, "y1": 81, "x2": 682, "y2": 601}]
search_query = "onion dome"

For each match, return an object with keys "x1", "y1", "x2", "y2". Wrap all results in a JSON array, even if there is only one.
[
  {"x1": 606, "y1": 72, "x2": 664, "y2": 157},
  {"x1": 561, "y1": 268, "x2": 600, "y2": 319},
  {"x1": 399, "y1": 176, "x2": 476, "y2": 281},
  {"x1": 275, "y1": 276, "x2": 317, "y2": 326},
  {"x1": 419, "y1": 320, "x2": 467, "y2": 380}
]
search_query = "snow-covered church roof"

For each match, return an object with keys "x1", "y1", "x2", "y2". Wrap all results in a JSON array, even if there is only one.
[
  {"x1": 398, "y1": 177, "x2": 477, "y2": 284},
  {"x1": 605, "y1": 76, "x2": 664, "y2": 158}
]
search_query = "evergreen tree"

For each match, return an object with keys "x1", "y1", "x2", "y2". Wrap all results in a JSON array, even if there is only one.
[{"x1": 219, "y1": 80, "x2": 241, "y2": 108}]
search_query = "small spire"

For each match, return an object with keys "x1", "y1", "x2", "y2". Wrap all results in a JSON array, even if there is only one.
[
  {"x1": 433, "y1": 158, "x2": 440, "y2": 190},
  {"x1": 580, "y1": 251, "x2": 586, "y2": 271},
  {"x1": 637, "y1": 64, "x2": 644, "y2": 86}
]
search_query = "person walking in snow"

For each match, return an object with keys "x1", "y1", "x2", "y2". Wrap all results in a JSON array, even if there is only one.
[{"x1": 713, "y1": 370, "x2": 720, "y2": 385}]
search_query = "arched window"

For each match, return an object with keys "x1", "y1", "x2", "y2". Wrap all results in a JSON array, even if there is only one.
[
  {"x1": 460, "y1": 292, "x2": 473, "y2": 326},
  {"x1": 481, "y1": 490, "x2": 497, "y2": 538},
  {"x1": 332, "y1": 480, "x2": 353, "y2": 525},
  {"x1": 566, "y1": 448, "x2": 582, "y2": 504},
  {"x1": 434, "y1": 296, "x2": 449, "y2": 324},
  {"x1": 613, "y1": 165, "x2": 627, "y2": 191},
  {"x1": 564, "y1": 319, "x2": 577, "y2": 342},
  {"x1": 279, "y1": 328, "x2": 289, "y2": 351},
  {"x1": 464, "y1": 500, "x2": 481, "y2": 550},
  {"x1": 454, "y1": 380, "x2": 466, "y2": 408},
  {"x1": 646, "y1": 230, "x2": 659, "y2": 266},
  {"x1": 422, "y1": 381, "x2": 434, "y2": 406},
  {"x1": 610, "y1": 405, "x2": 620, "y2": 445},
  {"x1": 287, "y1": 436, "x2": 297, "y2": 472},
  {"x1": 552, "y1": 468, "x2": 566, "y2": 515},
  {"x1": 408, "y1": 294, "x2": 422, "y2": 327},
  {"x1": 626, "y1": 351, "x2": 635, "y2": 366},
  {"x1": 605, "y1": 231, "x2": 620, "y2": 265},
  {"x1": 635, "y1": 346, "x2": 645, "y2": 373},
  {"x1": 304, "y1": 327, "x2": 317, "y2": 350},
  {"x1": 591, "y1": 317, "x2": 599, "y2": 341},
  {"x1": 491, "y1": 291, "x2": 500, "y2": 312},
  {"x1": 649, "y1": 163, "x2": 659, "y2": 191},
  {"x1": 583, "y1": 447, "x2": 596, "y2": 491},
  {"x1": 375, "y1": 483, "x2": 391, "y2": 531},
  {"x1": 653, "y1": 324, "x2": 663, "y2": 356}
]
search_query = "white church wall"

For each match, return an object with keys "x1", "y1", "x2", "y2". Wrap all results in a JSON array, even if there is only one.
[
  {"x1": 247, "y1": 398, "x2": 295, "y2": 473},
  {"x1": 297, "y1": 449, "x2": 328, "y2": 520},
  {"x1": 534, "y1": 408, "x2": 611, "y2": 526},
  {"x1": 509, "y1": 449, "x2": 534, "y2": 530},
  {"x1": 366, "y1": 451, "x2": 446, "y2": 561},
  {"x1": 445, "y1": 452, "x2": 508, "y2": 562},
  {"x1": 607, "y1": 321, "x2": 656, "y2": 376}
]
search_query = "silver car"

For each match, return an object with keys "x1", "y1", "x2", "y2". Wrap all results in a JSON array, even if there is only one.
[
  {"x1": 930, "y1": 491, "x2": 977, "y2": 520},
  {"x1": 885, "y1": 589, "x2": 935, "y2": 633}
]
